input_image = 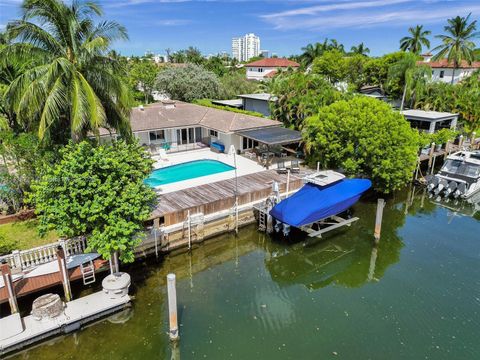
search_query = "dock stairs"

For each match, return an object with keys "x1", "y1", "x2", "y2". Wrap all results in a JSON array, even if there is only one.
[{"x1": 80, "y1": 260, "x2": 96, "y2": 285}]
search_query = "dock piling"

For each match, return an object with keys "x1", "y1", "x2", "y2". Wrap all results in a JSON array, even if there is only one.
[
  {"x1": 56, "y1": 246, "x2": 72, "y2": 302},
  {"x1": 1, "y1": 260, "x2": 19, "y2": 314},
  {"x1": 374, "y1": 199, "x2": 385, "y2": 244},
  {"x1": 167, "y1": 273, "x2": 179, "y2": 341}
]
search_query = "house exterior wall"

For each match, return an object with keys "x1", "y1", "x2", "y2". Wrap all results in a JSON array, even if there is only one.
[
  {"x1": 246, "y1": 67, "x2": 277, "y2": 80},
  {"x1": 243, "y1": 98, "x2": 271, "y2": 117},
  {"x1": 431, "y1": 68, "x2": 475, "y2": 84}
]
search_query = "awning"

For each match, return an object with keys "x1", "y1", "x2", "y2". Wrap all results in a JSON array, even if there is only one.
[
  {"x1": 236, "y1": 127, "x2": 302, "y2": 146},
  {"x1": 270, "y1": 179, "x2": 372, "y2": 227}
]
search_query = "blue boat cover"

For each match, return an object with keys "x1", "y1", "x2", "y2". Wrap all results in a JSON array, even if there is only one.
[{"x1": 270, "y1": 179, "x2": 372, "y2": 227}]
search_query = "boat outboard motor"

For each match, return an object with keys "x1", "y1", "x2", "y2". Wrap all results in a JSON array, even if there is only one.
[
  {"x1": 427, "y1": 176, "x2": 440, "y2": 192},
  {"x1": 282, "y1": 223, "x2": 291, "y2": 237},
  {"x1": 444, "y1": 181, "x2": 458, "y2": 197},
  {"x1": 453, "y1": 182, "x2": 467, "y2": 198},
  {"x1": 434, "y1": 178, "x2": 448, "y2": 195}
]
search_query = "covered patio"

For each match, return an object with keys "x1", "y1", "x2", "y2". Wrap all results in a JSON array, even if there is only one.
[{"x1": 236, "y1": 127, "x2": 303, "y2": 168}]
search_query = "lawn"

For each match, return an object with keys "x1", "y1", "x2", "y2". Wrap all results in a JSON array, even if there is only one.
[{"x1": 0, "y1": 220, "x2": 58, "y2": 255}]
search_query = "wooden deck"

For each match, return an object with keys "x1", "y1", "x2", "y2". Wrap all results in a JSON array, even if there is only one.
[
  {"x1": 151, "y1": 169, "x2": 309, "y2": 226},
  {"x1": 0, "y1": 259, "x2": 108, "y2": 305}
]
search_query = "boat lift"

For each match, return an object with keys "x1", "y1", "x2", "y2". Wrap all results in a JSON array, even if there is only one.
[{"x1": 256, "y1": 171, "x2": 371, "y2": 238}]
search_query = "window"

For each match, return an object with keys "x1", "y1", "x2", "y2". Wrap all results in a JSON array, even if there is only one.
[
  {"x1": 210, "y1": 130, "x2": 218, "y2": 137},
  {"x1": 149, "y1": 130, "x2": 165, "y2": 142},
  {"x1": 258, "y1": 68, "x2": 263, "y2": 72},
  {"x1": 439, "y1": 70, "x2": 445, "y2": 78},
  {"x1": 242, "y1": 137, "x2": 259, "y2": 149}
]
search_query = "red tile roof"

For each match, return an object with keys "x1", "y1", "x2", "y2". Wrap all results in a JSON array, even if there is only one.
[
  {"x1": 246, "y1": 58, "x2": 300, "y2": 68},
  {"x1": 264, "y1": 69, "x2": 278, "y2": 78},
  {"x1": 418, "y1": 59, "x2": 480, "y2": 69}
]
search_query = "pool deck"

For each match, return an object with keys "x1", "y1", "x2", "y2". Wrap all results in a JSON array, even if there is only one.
[{"x1": 151, "y1": 148, "x2": 266, "y2": 194}]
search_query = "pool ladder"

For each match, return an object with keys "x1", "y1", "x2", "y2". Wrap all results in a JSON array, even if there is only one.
[{"x1": 80, "y1": 260, "x2": 96, "y2": 285}]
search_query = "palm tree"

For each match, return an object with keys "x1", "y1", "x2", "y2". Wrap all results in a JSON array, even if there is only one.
[
  {"x1": 1, "y1": 0, "x2": 132, "y2": 143},
  {"x1": 388, "y1": 52, "x2": 431, "y2": 111},
  {"x1": 432, "y1": 13, "x2": 479, "y2": 84},
  {"x1": 300, "y1": 42, "x2": 325, "y2": 66},
  {"x1": 350, "y1": 43, "x2": 370, "y2": 56},
  {"x1": 400, "y1": 25, "x2": 431, "y2": 54}
]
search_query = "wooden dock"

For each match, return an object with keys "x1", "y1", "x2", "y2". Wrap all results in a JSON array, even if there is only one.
[
  {"x1": 0, "y1": 259, "x2": 108, "y2": 305},
  {"x1": 151, "y1": 169, "x2": 308, "y2": 226}
]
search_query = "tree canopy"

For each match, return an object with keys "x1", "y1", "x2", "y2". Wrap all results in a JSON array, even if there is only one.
[
  {"x1": 28, "y1": 140, "x2": 156, "y2": 262},
  {"x1": 303, "y1": 97, "x2": 419, "y2": 193},
  {"x1": 400, "y1": 25, "x2": 431, "y2": 54},
  {"x1": 1, "y1": 0, "x2": 133, "y2": 143},
  {"x1": 269, "y1": 72, "x2": 341, "y2": 130},
  {"x1": 155, "y1": 63, "x2": 221, "y2": 102}
]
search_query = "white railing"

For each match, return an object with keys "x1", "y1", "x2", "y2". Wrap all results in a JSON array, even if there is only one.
[{"x1": 0, "y1": 236, "x2": 87, "y2": 272}]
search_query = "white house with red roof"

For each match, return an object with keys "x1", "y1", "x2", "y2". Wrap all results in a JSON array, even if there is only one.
[
  {"x1": 418, "y1": 53, "x2": 480, "y2": 84},
  {"x1": 245, "y1": 58, "x2": 300, "y2": 81}
]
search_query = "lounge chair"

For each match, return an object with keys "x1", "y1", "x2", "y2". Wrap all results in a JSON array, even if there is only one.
[
  {"x1": 276, "y1": 161, "x2": 287, "y2": 174},
  {"x1": 158, "y1": 148, "x2": 169, "y2": 162},
  {"x1": 290, "y1": 159, "x2": 300, "y2": 173}
]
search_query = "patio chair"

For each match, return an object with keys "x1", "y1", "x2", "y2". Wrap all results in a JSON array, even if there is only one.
[
  {"x1": 158, "y1": 148, "x2": 169, "y2": 162},
  {"x1": 276, "y1": 161, "x2": 287, "y2": 174},
  {"x1": 290, "y1": 159, "x2": 300, "y2": 173}
]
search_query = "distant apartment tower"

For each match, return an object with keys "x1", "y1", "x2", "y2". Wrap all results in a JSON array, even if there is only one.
[{"x1": 232, "y1": 33, "x2": 260, "y2": 62}]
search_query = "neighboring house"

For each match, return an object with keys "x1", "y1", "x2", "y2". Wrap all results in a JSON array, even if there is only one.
[
  {"x1": 238, "y1": 93, "x2": 277, "y2": 117},
  {"x1": 418, "y1": 53, "x2": 480, "y2": 84},
  {"x1": 99, "y1": 101, "x2": 300, "y2": 152},
  {"x1": 401, "y1": 109, "x2": 458, "y2": 134},
  {"x1": 245, "y1": 58, "x2": 300, "y2": 81},
  {"x1": 359, "y1": 85, "x2": 388, "y2": 101}
]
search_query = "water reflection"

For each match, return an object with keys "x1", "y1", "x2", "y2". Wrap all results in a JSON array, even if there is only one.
[{"x1": 6, "y1": 186, "x2": 480, "y2": 360}]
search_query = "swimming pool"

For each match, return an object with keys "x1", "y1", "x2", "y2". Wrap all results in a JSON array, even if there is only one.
[{"x1": 145, "y1": 159, "x2": 235, "y2": 187}]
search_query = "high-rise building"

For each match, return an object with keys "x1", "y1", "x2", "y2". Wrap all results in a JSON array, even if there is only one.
[{"x1": 231, "y1": 33, "x2": 260, "y2": 62}]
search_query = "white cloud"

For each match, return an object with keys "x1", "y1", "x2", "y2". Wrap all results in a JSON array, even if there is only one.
[
  {"x1": 261, "y1": 0, "x2": 480, "y2": 30},
  {"x1": 155, "y1": 19, "x2": 192, "y2": 26}
]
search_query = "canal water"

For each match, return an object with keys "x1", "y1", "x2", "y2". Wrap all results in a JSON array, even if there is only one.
[{"x1": 8, "y1": 187, "x2": 480, "y2": 359}]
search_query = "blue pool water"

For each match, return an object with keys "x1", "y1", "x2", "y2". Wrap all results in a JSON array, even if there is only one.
[{"x1": 145, "y1": 159, "x2": 235, "y2": 187}]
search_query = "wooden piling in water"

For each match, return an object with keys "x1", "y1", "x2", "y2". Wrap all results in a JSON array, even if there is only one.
[
  {"x1": 56, "y1": 246, "x2": 72, "y2": 302},
  {"x1": 374, "y1": 199, "x2": 385, "y2": 244},
  {"x1": 167, "y1": 273, "x2": 179, "y2": 341},
  {"x1": 1, "y1": 261, "x2": 19, "y2": 314}
]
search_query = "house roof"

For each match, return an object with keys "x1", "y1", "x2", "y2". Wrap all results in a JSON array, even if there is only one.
[
  {"x1": 99, "y1": 101, "x2": 282, "y2": 136},
  {"x1": 210, "y1": 99, "x2": 243, "y2": 108},
  {"x1": 418, "y1": 59, "x2": 480, "y2": 69},
  {"x1": 238, "y1": 93, "x2": 278, "y2": 102},
  {"x1": 264, "y1": 69, "x2": 278, "y2": 78},
  {"x1": 245, "y1": 58, "x2": 300, "y2": 68},
  {"x1": 401, "y1": 109, "x2": 458, "y2": 121},
  {"x1": 236, "y1": 127, "x2": 302, "y2": 146}
]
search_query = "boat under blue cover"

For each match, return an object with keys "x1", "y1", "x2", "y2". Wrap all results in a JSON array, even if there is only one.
[{"x1": 270, "y1": 178, "x2": 372, "y2": 227}]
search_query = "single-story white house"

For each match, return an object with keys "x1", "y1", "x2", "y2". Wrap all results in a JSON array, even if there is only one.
[
  {"x1": 401, "y1": 109, "x2": 458, "y2": 134},
  {"x1": 99, "y1": 100, "x2": 301, "y2": 153},
  {"x1": 245, "y1": 58, "x2": 300, "y2": 81},
  {"x1": 418, "y1": 53, "x2": 480, "y2": 84}
]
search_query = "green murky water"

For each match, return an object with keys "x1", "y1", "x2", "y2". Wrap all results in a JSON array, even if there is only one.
[{"x1": 5, "y1": 187, "x2": 480, "y2": 359}]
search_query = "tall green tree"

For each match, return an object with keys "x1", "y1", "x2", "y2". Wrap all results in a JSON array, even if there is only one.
[
  {"x1": 128, "y1": 60, "x2": 159, "y2": 104},
  {"x1": 303, "y1": 97, "x2": 419, "y2": 193},
  {"x1": 300, "y1": 42, "x2": 326, "y2": 66},
  {"x1": 1, "y1": 0, "x2": 133, "y2": 143},
  {"x1": 312, "y1": 50, "x2": 347, "y2": 84},
  {"x1": 155, "y1": 64, "x2": 221, "y2": 102},
  {"x1": 350, "y1": 43, "x2": 370, "y2": 56},
  {"x1": 269, "y1": 72, "x2": 340, "y2": 130},
  {"x1": 29, "y1": 140, "x2": 156, "y2": 263},
  {"x1": 432, "y1": 13, "x2": 479, "y2": 84},
  {"x1": 400, "y1": 25, "x2": 431, "y2": 54}
]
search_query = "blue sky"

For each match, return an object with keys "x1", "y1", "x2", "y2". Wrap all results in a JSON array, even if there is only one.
[{"x1": 1, "y1": 0, "x2": 479, "y2": 57}]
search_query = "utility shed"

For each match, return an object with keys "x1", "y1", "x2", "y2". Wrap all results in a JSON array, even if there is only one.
[
  {"x1": 401, "y1": 109, "x2": 458, "y2": 134},
  {"x1": 238, "y1": 93, "x2": 277, "y2": 117}
]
